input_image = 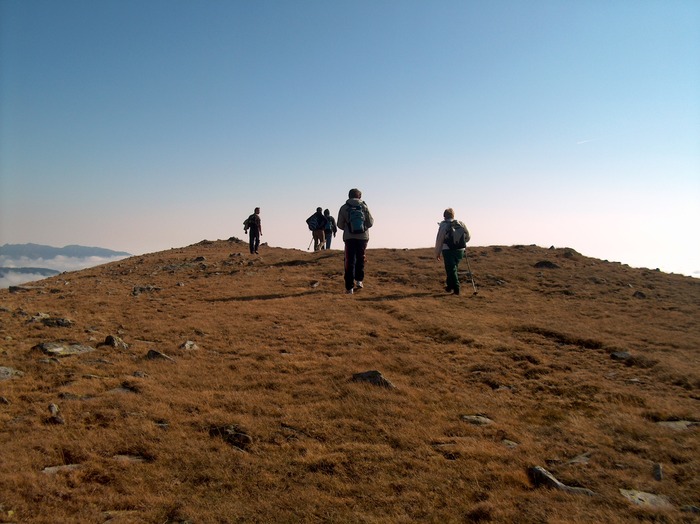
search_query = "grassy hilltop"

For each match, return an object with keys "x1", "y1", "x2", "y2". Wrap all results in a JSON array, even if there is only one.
[{"x1": 0, "y1": 240, "x2": 698, "y2": 523}]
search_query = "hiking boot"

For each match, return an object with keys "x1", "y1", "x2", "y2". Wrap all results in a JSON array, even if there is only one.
[
  {"x1": 346, "y1": 288, "x2": 354, "y2": 294},
  {"x1": 445, "y1": 286, "x2": 453, "y2": 293},
  {"x1": 356, "y1": 281, "x2": 363, "y2": 289},
  {"x1": 453, "y1": 288, "x2": 460, "y2": 295}
]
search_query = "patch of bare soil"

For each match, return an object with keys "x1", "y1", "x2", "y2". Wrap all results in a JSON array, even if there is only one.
[{"x1": 0, "y1": 240, "x2": 698, "y2": 523}]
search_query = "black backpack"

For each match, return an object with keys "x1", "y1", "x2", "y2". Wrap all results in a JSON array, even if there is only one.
[{"x1": 445, "y1": 221, "x2": 469, "y2": 249}]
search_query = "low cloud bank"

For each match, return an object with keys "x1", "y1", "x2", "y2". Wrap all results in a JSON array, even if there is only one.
[{"x1": 0, "y1": 255, "x2": 129, "y2": 289}]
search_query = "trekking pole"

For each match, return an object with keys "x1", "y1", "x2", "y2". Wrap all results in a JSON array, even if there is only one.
[
  {"x1": 307, "y1": 237, "x2": 313, "y2": 251},
  {"x1": 464, "y1": 250, "x2": 478, "y2": 295}
]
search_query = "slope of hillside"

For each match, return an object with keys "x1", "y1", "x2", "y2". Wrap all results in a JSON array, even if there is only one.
[{"x1": 0, "y1": 240, "x2": 698, "y2": 523}]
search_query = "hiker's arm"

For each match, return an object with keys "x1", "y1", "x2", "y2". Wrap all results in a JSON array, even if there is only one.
[{"x1": 435, "y1": 225, "x2": 446, "y2": 259}]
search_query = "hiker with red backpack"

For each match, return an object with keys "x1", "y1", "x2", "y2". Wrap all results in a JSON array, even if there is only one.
[
  {"x1": 435, "y1": 208, "x2": 470, "y2": 295},
  {"x1": 337, "y1": 188, "x2": 374, "y2": 294}
]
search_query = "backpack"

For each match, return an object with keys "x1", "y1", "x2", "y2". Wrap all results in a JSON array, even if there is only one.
[
  {"x1": 445, "y1": 221, "x2": 469, "y2": 249},
  {"x1": 244, "y1": 214, "x2": 256, "y2": 230},
  {"x1": 348, "y1": 204, "x2": 366, "y2": 234},
  {"x1": 306, "y1": 213, "x2": 320, "y2": 231}
]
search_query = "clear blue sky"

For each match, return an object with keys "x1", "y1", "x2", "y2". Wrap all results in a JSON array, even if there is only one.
[{"x1": 1, "y1": 0, "x2": 698, "y2": 276}]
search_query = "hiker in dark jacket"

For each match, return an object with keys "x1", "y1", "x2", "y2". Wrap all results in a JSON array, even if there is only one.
[
  {"x1": 307, "y1": 207, "x2": 328, "y2": 252},
  {"x1": 337, "y1": 188, "x2": 374, "y2": 294},
  {"x1": 435, "y1": 208, "x2": 469, "y2": 295},
  {"x1": 244, "y1": 207, "x2": 262, "y2": 255},
  {"x1": 323, "y1": 209, "x2": 338, "y2": 250}
]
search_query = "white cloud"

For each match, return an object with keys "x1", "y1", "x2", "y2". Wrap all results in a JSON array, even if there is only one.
[{"x1": 0, "y1": 255, "x2": 129, "y2": 273}]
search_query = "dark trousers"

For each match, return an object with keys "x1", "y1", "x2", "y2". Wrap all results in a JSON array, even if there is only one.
[
  {"x1": 443, "y1": 248, "x2": 464, "y2": 291},
  {"x1": 249, "y1": 230, "x2": 260, "y2": 254},
  {"x1": 344, "y1": 239, "x2": 368, "y2": 290}
]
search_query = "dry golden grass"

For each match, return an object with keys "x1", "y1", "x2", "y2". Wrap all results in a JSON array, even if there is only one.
[{"x1": 0, "y1": 240, "x2": 698, "y2": 523}]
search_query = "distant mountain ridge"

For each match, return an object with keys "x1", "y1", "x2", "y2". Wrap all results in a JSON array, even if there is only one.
[
  {"x1": 0, "y1": 267, "x2": 60, "y2": 277},
  {"x1": 0, "y1": 243, "x2": 131, "y2": 259}
]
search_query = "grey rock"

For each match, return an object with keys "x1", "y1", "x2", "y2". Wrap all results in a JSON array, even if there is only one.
[
  {"x1": 534, "y1": 261, "x2": 560, "y2": 269},
  {"x1": 656, "y1": 420, "x2": 697, "y2": 430},
  {"x1": 351, "y1": 370, "x2": 396, "y2": 389},
  {"x1": 42, "y1": 464, "x2": 82, "y2": 474},
  {"x1": 461, "y1": 414, "x2": 494, "y2": 426},
  {"x1": 633, "y1": 290, "x2": 647, "y2": 299},
  {"x1": 502, "y1": 439, "x2": 519, "y2": 449},
  {"x1": 0, "y1": 366, "x2": 24, "y2": 380},
  {"x1": 102, "y1": 335, "x2": 129, "y2": 350},
  {"x1": 32, "y1": 342, "x2": 95, "y2": 357},
  {"x1": 528, "y1": 466, "x2": 596, "y2": 496},
  {"x1": 567, "y1": 452, "x2": 592, "y2": 465},
  {"x1": 113, "y1": 454, "x2": 147, "y2": 463},
  {"x1": 146, "y1": 349, "x2": 175, "y2": 362},
  {"x1": 652, "y1": 463, "x2": 663, "y2": 481},
  {"x1": 47, "y1": 403, "x2": 65, "y2": 424},
  {"x1": 179, "y1": 340, "x2": 199, "y2": 350},
  {"x1": 132, "y1": 285, "x2": 161, "y2": 296},
  {"x1": 209, "y1": 425, "x2": 253, "y2": 451},
  {"x1": 41, "y1": 317, "x2": 74, "y2": 328},
  {"x1": 610, "y1": 351, "x2": 632, "y2": 361},
  {"x1": 682, "y1": 506, "x2": 700, "y2": 513},
  {"x1": 619, "y1": 489, "x2": 672, "y2": 508}
]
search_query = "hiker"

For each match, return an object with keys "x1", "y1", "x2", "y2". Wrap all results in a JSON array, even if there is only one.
[
  {"x1": 306, "y1": 207, "x2": 328, "y2": 252},
  {"x1": 435, "y1": 208, "x2": 470, "y2": 295},
  {"x1": 337, "y1": 188, "x2": 374, "y2": 294},
  {"x1": 243, "y1": 207, "x2": 262, "y2": 255},
  {"x1": 323, "y1": 209, "x2": 338, "y2": 250}
]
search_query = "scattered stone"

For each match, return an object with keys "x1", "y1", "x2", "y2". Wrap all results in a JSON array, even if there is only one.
[
  {"x1": 351, "y1": 370, "x2": 396, "y2": 389},
  {"x1": 0, "y1": 366, "x2": 24, "y2": 380},
  {"x1": 633, "y1": 291, "x2": 647, "y2": 299},
  {"x1": 652, "y1": 463, "x2": 663, "y2": 481},
  {"x1": 42, "y1": 464, "x2": 81, "y2": 474},
  {"x1": 682, "y1": 505, "x2": 700, "y2": 514},
  {"x1": 113, "y1": 454, "x2": 147, "y2": 463},
  {"x1": 567, "y1": 452, "x2": 592, "y2": 465},
  {"x1": 461, "y1": 414, "x2": 494, "y2": 426},
  {"x1": 133, "y1": 371, "x2": 148, "y2": 378},
  {"x1": 47, "y1": 403, "x2": 65, "y2": 424},
  {"x1": 132, "y1": 285, "x2": 161, "y2": 296},
  {"x1": 310, "y1": 280, "x2": 320, "y2": 288},
  {"x1": 41, "y1": 317, "x2": 74, "y2": 328},
  {"x1": 619, "y1": 489, "x2": 672, "y2": 508},
  {"x1": 610, "y1": 351, "x2": 632, "y2": 361},
  {"x1": 656, "y1": 420, "x2": 697, "y2": 430},
  {"x1": 102, "y1": 335, "x2": 129, "y2": 350},
  {"x1": 527, "y1": 466, "x2": 596, "y2": 496},
  {"x1": 209, "y1": 425, "x2": 253, "y2": 451},
  {"x1": 502, "y1": 439, "x2": 519, "y2": 449},
  {"x1": 179, "y1": 340, "x2": 199, "y2": 350},
  {"x1": 193, "y1": 256, "x2": 206, "y2": 262},
  {"x1": 32, "y1": 342, "x2": 95, "y2": 357},
  {"x1": 534, "y1": 261, "x2": 560, "y2": 269},
  {"x1": 145, "y1": 349, "x2": 175, "y2": 362},
  {"x1": 0, "y1": 396, "x2": 10, "y2": 404}
]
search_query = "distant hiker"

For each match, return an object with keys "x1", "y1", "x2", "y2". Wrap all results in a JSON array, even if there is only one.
[
  {"x1": 337, "y1": 188, "x2": 374, "y2": 294},
  {"x1": 323, "y1": 209, "x2": 338, "y2": 250},
  {"x1": 435, "y1": 208, "x2": 470, "y2": 295},
  {"x1": 306, "y1": 207, "x2": 328, "y2": 252},
  {"x1": 243, "y1": 207, "x2": 262, "y2": 255}
]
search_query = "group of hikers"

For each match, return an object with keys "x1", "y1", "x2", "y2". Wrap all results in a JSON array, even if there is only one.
[
  {"x1": 243, "y1": 188, "x2": 470, "y2": 295},
  {"x1": 305, "y1": 207, "x2": 338, "y2": 251}
]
